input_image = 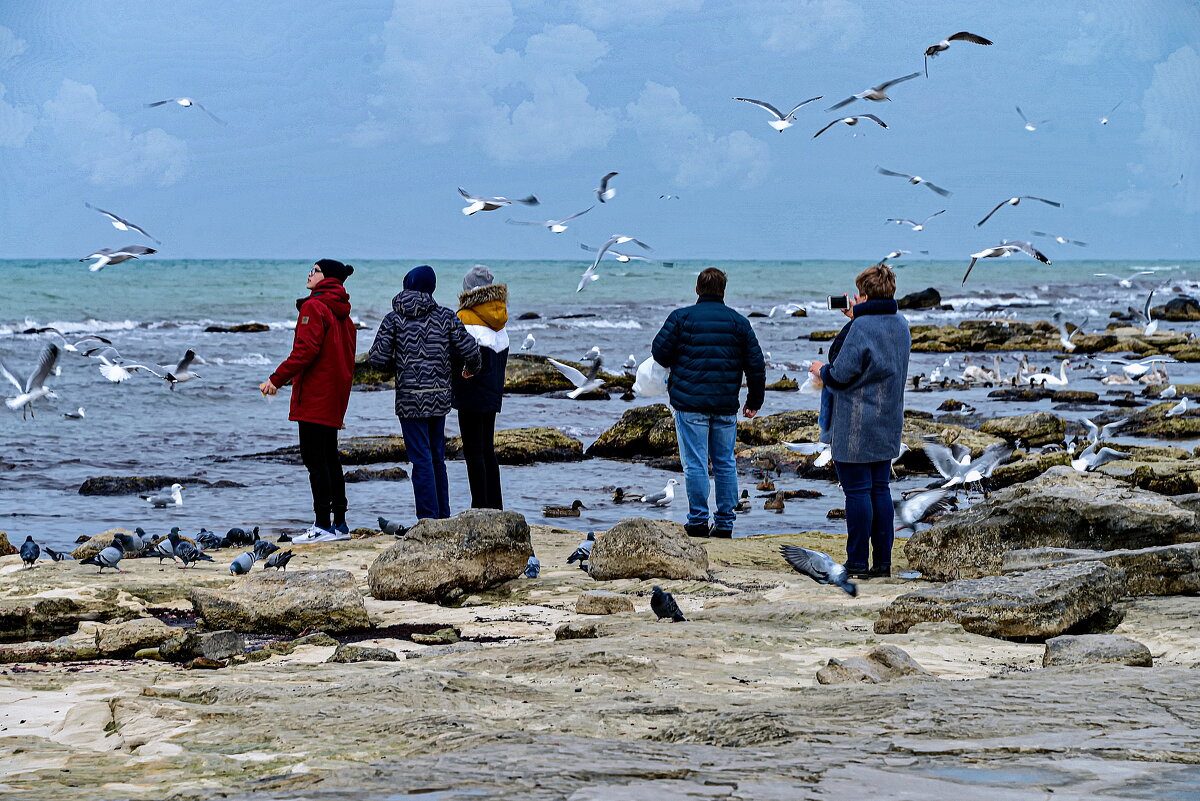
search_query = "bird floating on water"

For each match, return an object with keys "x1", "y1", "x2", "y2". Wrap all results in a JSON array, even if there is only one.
[
  {"x1": 543, "y1": 499, "x2": 586, "y2": 518},
  {"x1": 141, "y1": 483, "x2": 185, "y2": 508}
]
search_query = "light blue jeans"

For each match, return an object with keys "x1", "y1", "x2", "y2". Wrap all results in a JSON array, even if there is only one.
[{"x1": 674, "y1": 411, "x2": 739, "y2": 530}]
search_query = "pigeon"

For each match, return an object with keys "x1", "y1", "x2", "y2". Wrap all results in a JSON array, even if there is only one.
[
  {"x1": 113, "y1": 531, "x2": 146, "y2": 555},
  {"x1": 595, "y1": 171, "x2": 618, "y2": 202},
  {"x1": 141, "y1": 483, "x2": 185, "y2": 508},
  {"x1": 876, "y1": 166, "x2": 952, "y2": 196},
  {"x1": 813, "y1": 114, "x2": 888, "y2": 139},
  {"x1": 827, "y1": 72, "x2": 920, "y2": 111},
  {"x1": 195, "y1": 529, "x2": 225, "y2": 550},
  {"x1": 0, "y1": 343, "x2": 60, "y2": 419},
  {"x1": 1082, "y1": 416, "x2": 1127, "y2": 444},
  {"x1": 1071, "y1": 445, "x2": 1131, "y2": 473},
  {"x1": 962, "y1": 241, "x2": 1050, "y2": 285},
  {"x1": 145, "y1": 97, "x2": 225, "y2": 125},
  {"x1": 149, "y1": 529, "x2": 182, "y2": 563},
  {"x1": 1166, "y1": 397, "x2": 1192, "y2": 417},
  {"x1": 923, "y1": 31, "x2": 993, "y2": 76},
  {"x1": 1015, "y1": 106, "x2": 1050, "y2": 132},
  {"x1": 81, "y1": 544, "x2": 124, "y2": 573},
  {"x1": 84, "y1": 203, "x2": 161, "y2": 243},
  {"x1": 225, "y1": 526, "x2": 259, "y2": 547},
  {"x1": 165, "y1": 350, "x2": 200, "y2": 389},
  {"x1": 524, "y1": 554, "x2": 541, "y2": 578},
  {"x1": 378, "y1": 516, "x2": 407, "y2": 536},
  {"x1": 548, "y1": 356, "x2": 605, "y2": 399},
  {"x1": 886, "y1": 210, "x2": 947, "y2": 231},
  {"x1": 458, "y1": 187, "x2": 539, "y2": 216},
  {"x1": 44, "y1": 546, "x2": 67, "y2": 562},
  {"x1": 507, "y1": 207, "x2": 593, "y2": 233},
  {"x1": 520, "y1": 334, "x2": 535, "y2": 352},
  {"x1": 566, "y1": 532, "x2": 595, "y2": 568},
  {"x1": 732, "y1": 96, "x2": 823, "y2": 132},
  {"x1": 80, "y1": 245, "x2": 157, "y2": 272},
  {"x1": 640, "y1": 479, "x2": 679, "y2": 508},
  {"x1": 893, "y1": 490, "x2": 955, "y2": 532},
  {"x1": 175, "y1": 539, "x2": 214, "y2": 568},
  {"x1": 20, "y1": 536, "x2": 39, "y2": 568},
  {"x1": 650, "y1": 585, "x2": 686, "y2": 621},
  {"x1": 229, "y1": 551, "x2": 256, "y2": 575},
  {"x1": 976, "y1": 196, "x2": 1061, "y2": 227},
  {"x1": 779, "y1": 545, "x2": 857, "y2": 596},
  {"x1": 263, "y1": 549, "x2": 295, "y2": 571},
  {"x1": 1032, "y1": 231, "x2": 1087, "y2": 247},
  {"x1": 253, "y1": 539, "x2": 280, "y2": 561}
]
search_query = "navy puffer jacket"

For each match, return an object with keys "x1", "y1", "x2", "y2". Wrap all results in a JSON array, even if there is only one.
[{"x1": 651, "y1": 295, "x2": 767, "y2": 415}]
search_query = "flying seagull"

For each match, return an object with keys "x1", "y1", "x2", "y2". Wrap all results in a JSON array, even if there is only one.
[
  {"x1": 579, "y1": 242, "x2": 657, "y2": 263},
  {"x1": 578, "y1": 234, "x2": 652, "y2": 291},
  {"x1": 827, "y1": 72, "x2": 920, "y2": 111},
  {"x1": 548, "y1": 356, "x2": 605, "y2": 398},
  {"x1": 1099, "y1": 101, "x2": 1122, "y2": 125},
  {"x1": 813, "y1": 114, "x2": 888, "y2": 139},
  {"x1": 0, "y1": 343, "x2": 60, "y2": 419},
  {"x1": 1093, "y1": 270, "x2": 1153, "y2": 288},
  {"x1": 146, "y1": 97, "x2": 226, "y2": 124},
  {"x1": 924, "y1": 31, "x2": 993, "y2": 76},
  {"x1": 650, "y1": 585, "x2": 687, "y2": 622},
  {"x1": 1082, "y1": 416, "x2": 1127, "y2": 445},
  {"x1": 783, "y1": 440, "x2": 833, "y2": 468},
  {"x1": 24, "y1": 328, "x2": 111, "y2": 353},
  {"x1": 1015, "y1": 106, "x2": 1050, "y2": 132},
  {"x1": 886, "y1": 210, "x2": 946, "y2": 231},
  {"x1": 875, "y1": 166, "x2": 952, "y2": 196},
  {"x1": 961, "y1": 241, "x2": 1050, "y2": 284},
  {"x1": 779, "y1": 545, "x2": 857, "y2": 596},
  {"x1": 1051, "y1": 311, "x2": 1087, "y2": 352},
  {"x1": 923, "y1": 441, "x2": 1014, "y2": 489},
  {"x1": 595, "y1": 171, "x2": 618, "y2": 202},
  {"x1": 84, "y1": 203, "x2": 161, "y2": 244},
  {"x1": 85, "y1": 346, "x2": 166, "y2": 383},
  {"x1": 732, "y1": 96, "x2": 823, "y2": 132},
  {"x1": 976, "y1": 196, "x2": 1061, "y2": 227},
  {"x1": 1032, "y1": 231, "x2": 1087, "y2": 247},
  {"x1": 507, "y1": 206, "x2": 593, "y2": 233},
  {"x1": 458, "y1": 187, "x2": 539, "y2": 216},
  {"x1": 1070, "y1": 445, "x2": 1131, "y2": 473},
  {"x1": 80, "y1": 245, "x2": 157, "y2": 272},
  {"x1": 165, "y1": 349, "x2": 200, "y2": 389}
]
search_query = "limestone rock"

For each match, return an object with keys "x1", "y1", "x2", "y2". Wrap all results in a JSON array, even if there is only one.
[
  {"x1": 576, "y1": 590, "x2": 636, "y2": 615},
  {"x1": 0, "y1": 638, "x2": 100, "y2": 664},
  {"x1": 897, "y1": 287, "x2": 941, "y2": 310},
  {"x1": 905, "y1": 466, "x2": 1199, "y2": 580},
  {"x1": 367, "y1": 510, "x2": 532, "y2": 604},
  {"x1": 160, "y1": 629, "x2": 247, "y2": 662},
  {"x1": 1000, "y1": 542, "x2": 1200, "y2": 596},
  {"x1": 816, "y1": 645, "x2": 935, "y2": 685},
  {"x1": 411, "y1": 627, "x2": 460, "y2": 645},
  {"x1": 765, "y1": 376, "x2": 799, "y2": 392},
  {"x1": 95, "y1": 618, "x2": 178, "y2": 657},
  {"x1": 186, "y1": 657, "x2": 227, "y2": 669},
  {"x1": 327, "y1": 643, "x2": 399, "y2": 663},
  {"x1": 0, "y1": 596, "x2": 121, "y2": 643},
  {"x1": 874, "y1": 562, "x2": 1127, "y2": 640},
  {"x1": 979, "y1": 411, "x2": 1065, "y2": 447},
  {"x1": 0, "y1": 531, "x2": 17, "y2": 557},
  {"x1": 492, "y1": 427, "x2": 585, "y2": 464},
  {"x1": 555, "y1": 621, "x2": 601, "y2": 640},
  {"x1": 1043, "y1": 634, "x2": 1153, "y2": 667},
  {"x1": 736, "y1": 410, "x2": 818, "y2": 446},
  {"x1": 586, "y1": 404, "x2": 674, "y2": 457},
  {"x1": 71, "y1": 527, "x2": 137, "y2": 560},
  {"x1": 344, "y1": 467, "x2": 409, "y2": 483},
  {"x1": 191, "y1": 570, "x2": 370, "y2": 634},
  {"x1": 588, "y1": 518, "x2": 710, "y2": 582}
]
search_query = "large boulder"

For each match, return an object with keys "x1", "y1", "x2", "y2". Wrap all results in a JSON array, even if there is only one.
[
  {"x1": 587, "y1": 404, "x2": 675, "y2": 457},
  {"x1": 587, "y1": 518, "x2": 710, "y2": 582},
  {"x1": 905, "y1": 466, "x2": 1199, "y2": 580},
  {"x1": 816, "y1": 645, "x2": 935, "y2": 685},
  {"x1": 0, "y1": 532, "x2": 16, "y2": 557},
  {"x1": 736, "y1": 410, "x2": 817, "y2": 446},
  {"x1": 71, "y1": 528, "x2": 137, "y2": 560},
  {"x1": 1001, "y1": 542, "x2": 1200, "y2": 596},
  {"x1": 874, "y1": 562, "x2": 1127, "y2": 640},
  {"x1": 1042, "y1": 634, "x2": 1152, "y2": 667},
  {"x1": 95, "y1": 618, "x2": 178, "y2": 657},
  {"x1": 191, "y1": 570, "x2": 370, "y2": 634},
  {"x1": 492, "y1": 427, "x2": 584, "y2": 464},
  {"x1": 367, "y1": 510, "x2": 532, "y2": 604},
  {"x1": 897, "y1": 287, "x2": 942, "y2": 310},
  {"x1": 1155, "y1": 296, "x2": 1200, "y2": 322},
  {"x1": 979, "y1": 411, "x2": 1065, "y2": 447},
  {"x1": 0, "y1": 597, "x2": 123, "y2": 643}
]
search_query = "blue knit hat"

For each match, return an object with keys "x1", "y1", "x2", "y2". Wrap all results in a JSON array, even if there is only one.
[{"x1": 403, "y1": 264, "x2": 436, "y2": 294}]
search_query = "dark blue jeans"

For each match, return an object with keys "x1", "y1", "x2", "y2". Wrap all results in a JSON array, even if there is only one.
[
  {"x1": 400, "y1": 416, "x2": 451, "y2": 520},
  {"x1": 833, "y1": 460, "x2": 894, "y2": 572}
]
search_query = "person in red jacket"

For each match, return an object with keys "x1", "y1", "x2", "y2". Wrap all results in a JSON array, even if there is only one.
[{"x1": 259, "y1": 259, "x2": 357, "y2": 542}]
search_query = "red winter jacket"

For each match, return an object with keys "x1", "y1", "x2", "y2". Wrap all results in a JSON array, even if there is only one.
[{"x1": 269, "y1": 278, "x2": 357, "y2": 429}]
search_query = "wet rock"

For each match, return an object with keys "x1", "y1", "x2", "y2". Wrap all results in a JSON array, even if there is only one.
[
  {"x1": 204, "y1": 322, "x2": 270, "y2": 333},
  {"x1": 504, "y1": 353, "x2": 630, "y2": 394},
  {"x1": 327, "y1": 643, "x2": 399, "y2": 663},
  {"x1": 344, "y1": 467, "x2": 409, "y2": 483},
  {"x1": 350, "y1": 527, "x2": 381, "y2": 539},
  {"x1": 133, "y1": 647, "x2": 164, "y2": 661},
  {"x1": 555, "y1": 621, "x2": 601, "y2": 640},
  {"x1": 764, "y1": 376, "x2": 799, "y2": 392},
  {"x1": 492, "y1": 427, "x2": 585, "y2": 464},
  {"x1": 905, "y1": 466, "x2": 1199, "y2": 580},
  {"x1": 587, "y1": 404, "x2": 675, "y2": 458},
  {"x1": 937, "y1": 398, "x2": 969, "y2": 412},
  {"x1": 192, "y1": 571, "x2": 370, "y2": 634},
  {"x1": 517, "y1": 311, "x2": 540, "y2": 320},
  {"x1": 0, "y1": 597, "x2": 122, "y2": 643},
  {"x1": 186, "y1": 656, "x2": 227, "y2": 669},
  {"x1": 826, "y1": 508, "x2": 846, "y2": 520},
  {"x1": 367, "y1": 510, "x2": 532, "y2": 604},
  {"x1": 1155, "y1": 296, "x2": 1200, "y2": 322},
  {"x1": 874, "y1": 562, "x2": 1127, "y2": 641},
  {"x1": 809, "y1": 330, "x2": 838, "y2": 341},
  {"x1": 736, "y1": 443, "x2": 813, "y2": 475},
  {"x1": 986, "y1": 451, "x2": 1071, "y2": 490},
  {"x1": 897, "y1": 287, "x2": 941, "y2": 310},
  {"x1": 411, "y1": 627, "x2": 459, "y2": 645},
  {"x1": 588, "y1": 518, "x2": 710, "y2": 582},
  {"x1": 736, "y1": 410, "x2": 818, "y2": 445},
  {"x1": 576, "y1": 590, "x2": 636, "y2": 615},
  {"x1": 988, "y1": 387, "x2": 1053, "y2": 402},
  {"x1": 1051, "y1": 390, "x2": 1100, "y2": 404},
  {"x1": 1001, "y1": 542, "x2": 1200, "y2": 596},
  {"x1": 78, "y1": 476, "x2": 196, "y2": 496},
  {"x1": 1095, "y1": 401, "x2": 1200, "y2": 440},
  {"x1": 816, "y1": 645, "x2": 935, "y2": 685},
  {"x1": 1043, "y1": 634, "x2": 1152, "y2": 667},
  {"x1": 95, "y1": 618, "x2": 178, "y2": 657},
  {"x1": 262, "y1": 632, "x2": 339, "y2": 655},
  {"x1": 159, "y1": 629, "x2": 247, "y2": 662},
  {"x1": 0, "y1": 532, "x2": 16, "y2": 557},
  {"x1": 979, "y1": 411, "x2": 1065, "y2": 447}
]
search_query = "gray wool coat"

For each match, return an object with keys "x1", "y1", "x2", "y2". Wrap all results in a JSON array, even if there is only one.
[{"x1": 818, "y1": 312, "x2": 911, "y2": 463}]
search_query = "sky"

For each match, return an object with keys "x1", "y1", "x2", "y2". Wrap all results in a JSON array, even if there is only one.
[{"x1": 0, "y1": 0, "x2": 1198, "y2": 262}]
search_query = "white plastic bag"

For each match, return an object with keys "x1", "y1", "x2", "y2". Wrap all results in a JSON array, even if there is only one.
[{"x1": 632, "y1": 357, "x2": 669, "y2": 397}]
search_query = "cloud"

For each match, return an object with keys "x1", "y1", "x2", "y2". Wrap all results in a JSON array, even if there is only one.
[
  {"x1": 1137, "y1": 45, "x2": 1200, "y2": 212},
  {"x1": 1095, "y1": 187, "x2": 1152, "y2": 218},
  {"x1": 0, "y1": 25, "x2": 27, "y2": 69},
  {"x1": 572, "y1": 0, "x2": 702, "y2": 29},
  {"x1": 1052, "y1": 2, "x2": 1172, "y2": 66},
  {"x1": 42, "y1": 79, "x2": 189, "y2": 186},
  {"x1": 0, "y1": 84, "x2": 35, "y2": 148},
  {"x1": 748, "y1": 0, "x2": 864, "y2": 54},
  {"x1": 626, "y1": 81, "x2": 770, "y2": 188}
]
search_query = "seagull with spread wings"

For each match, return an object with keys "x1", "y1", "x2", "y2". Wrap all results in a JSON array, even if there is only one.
[
  {"x1": 507, "y1": 206, "x2": 592, "y2": 233},
  {"x1": 875, "y1": 166, "x2": 952, "y2": 196},
  {"x1": 962, "y1": 241, "x2": 1050, "y2": 285},
  {"x1": 0, "y1": 343, "x2": 60, "y2": 419},
  {"x1": 733, "y1": 95, "x2": 823, "y2": 132},
  {"x1": 1016, "y1": 106, "x2": 1050, "y2": 131},
  {"x1": 813, "y1": 114, "x2": 888, "y2": 139},
  {"x1": 594, "y1": 171, "x2": 618, "y2": 202},
  {"x1": 80, "y1": 245, "x2": 157, "y2": 272},
  {"x1": 886, "y1": 210, "x2": 946, "y2": 231},
  {"x1": 146, "y1": 97, "x2": 226, "y2": 124},
  {"x1": 826, "y1": 73, "x2": 920, "y2": 111},
  {"x1": 84, "y1": 203, "x2": 161, "y2": 244},
  {"x1": 976, "y1": 195, "x2": 1061, "y2": 227},
  {"x1": 458, "y1": 187, "x2": 539, "y2": 216},
  {"x1": 1032, "y1": 231, "x2": 1087, "y2": 247},
  {"x1": 923, "y1": 31, "x2": 993, "y2": 76}
]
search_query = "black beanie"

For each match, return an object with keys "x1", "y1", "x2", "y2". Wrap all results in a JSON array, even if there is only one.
[{"x1": 316, "y1": 258, "x2": 354, "y2": 282}]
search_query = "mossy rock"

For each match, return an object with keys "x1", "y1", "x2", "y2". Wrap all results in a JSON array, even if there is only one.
[
  {"x1": 353, "y1": 352, "x2": 392, "y2": 386},
  {"x1": 736, "y1": 410, "x2": 818, "y2": 446},
  {"x1": 587, "y1": 404, "x2": 674, "y2": 457},
  {"x1": 808, "y1": 330, "x2": 838, "y2": 341},
  {"x1": 980, "y1": 412, "x2": 1066, "y2": 447},
  {"x1": 492, "y1": 427, "x2": 585, "y2": 464},
  {"x1": 988, "y1": 451, "x2": 1072, "y2": 490},
  {"x1": 765, "y1": 376, "x2": 799, "y2": 392}
]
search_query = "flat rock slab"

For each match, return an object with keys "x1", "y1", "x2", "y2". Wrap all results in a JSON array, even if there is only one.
[
  {"x1": 191, "y1": 570, "x2": 370, "y2": 634},
  {"x1": 0, "y1": 596, "x2": 122, "y2": 643},
  {"x1": 576, "y1": 590, "x2": 635, "y2": 615},
  {"x1": 905, "y1": 466, "x2": 1199, "y2": 580},
  {"x1": 1002, "y1": 543, "x2": 1200, "y2": 596},
  {"x1": 588, "y1": 518, "x2": 710, "y2": 582},
  {"x1": 874, "y1": 562, "x2": 1127, "y2": 641},
  {"x1": 327, "y1": 643, "x2": 398, "y2": 663},
  {"x1": 95, "y1": 618, "x2": 178, "y2": 657},
  {"x1": 160, "y1": 629, "x2": 247, "y2": 662},
  {"x1": 816, "y1": 644, "x2": 936, "y2": 685},
  {"x1": 1043, "y1": 634, "x2": 1153, "y2": 667}
]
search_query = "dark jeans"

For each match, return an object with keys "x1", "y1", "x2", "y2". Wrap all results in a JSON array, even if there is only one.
[
  {"x1": 298, "y1": 421, "x2": 346, "y2": 528},
  {"x1": 400, "y1": 416, "x2": 450, "y2": 520},
  {"x1": 458, "y1": 410, "x2": 503, "y2": 509},
  {"x1": 833, "y1": 459, "x2": 894, "y2": 571}
]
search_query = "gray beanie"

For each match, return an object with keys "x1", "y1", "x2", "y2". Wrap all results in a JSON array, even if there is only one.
[{"x1": 463, "y1": 264, "x2": 494, "y2": 292}]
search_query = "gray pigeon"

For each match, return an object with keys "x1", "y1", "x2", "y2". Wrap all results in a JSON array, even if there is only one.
[
  {"x1": 566, "y1": 532, "x2": 595, "y2": 569},
  {"x1": 779, "y1": 545, "x2": 857, "y2": 596},
  {"x1": 44, "y1": 547, "x2": 67, "y2": 562},
  {"x1": 229, "y1": 551, "x2": 256, "y2": 575},
  {"x1": 524, "y1": 554, "x2": 541, "y2": 578},
  {"x1": 20, "y1": 536, "x2": 39, "y2": 568},
  {"x1": 113, "y1": 531, "x2": 145, "y2": 555},
  {"x1": 135, "y1": 527, "x2": 156, "y2": 550},
  {"x1": 149, "y1": 528, "x2": 181, "y2": 563},
  {"x1": 378, "y1": 516, "x2": 406, "y2": 536},
  {"x1": 262, "y1": 549, "x2": 295, "y2": 571},
  {"x1": 195, "y1": 529, "x2": 225, "y2": 550},
  {"x1": 252, "y1": 539, "x2": 280, "y2": 561},
  {"x1": 650, "y1": 585, "x2": 686, "y2": 622},
  {"x1": 225, "y1": 526, "x2": 259, "y2": 547},
  {"x1": 893, "y1": 489, "x2": 956, "y2": 532},
  {"x1": 81, "y1": 544, "x2": 124, "y2": 573},
  {"x1": 175, "y1": 540, "x2": 214, "y2": 568}
]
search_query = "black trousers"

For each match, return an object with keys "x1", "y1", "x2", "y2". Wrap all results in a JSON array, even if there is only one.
[
  {"x1": 298, "y1": 421, "x2": 346, "y2": 526},
  {"x1": 458, "y1": 410, "x2": 503, "y2": 509}
]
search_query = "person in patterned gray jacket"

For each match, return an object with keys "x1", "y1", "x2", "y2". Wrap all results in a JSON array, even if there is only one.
[{"x1": 369, "y1": 265, "x2": 482, "y2": 520}]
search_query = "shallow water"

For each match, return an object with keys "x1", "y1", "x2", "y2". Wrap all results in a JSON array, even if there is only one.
[{"x1": 1, "y1": 258, "x2": 1198, "y2": 550}]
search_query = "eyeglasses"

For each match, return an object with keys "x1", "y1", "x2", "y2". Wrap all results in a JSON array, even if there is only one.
[{"x1": 308, "y1": 266, "x2": 323, "y2": 276}]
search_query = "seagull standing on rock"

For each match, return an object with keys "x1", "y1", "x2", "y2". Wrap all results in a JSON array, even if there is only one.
[{"x1": 520, "y1": 334, "x2": 535, "y2": 352}]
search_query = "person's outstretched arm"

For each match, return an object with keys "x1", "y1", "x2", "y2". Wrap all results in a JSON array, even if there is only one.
[{"x1": 268, "y1": 300, "x2": 327, "y2": 389}]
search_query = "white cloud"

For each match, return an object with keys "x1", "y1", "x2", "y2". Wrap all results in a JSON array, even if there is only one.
[
  {"x1": 626, "y1": 81, "x2": 770, "y2": 189},
  {"x1": 749, "y1": 0, "x2": 864, "y2": 54},
  {"x1": 0, "y1": 25, "x2": 26, "y2": 70},
  {"x1": 1137, "y1": 45, "x2": 1200, "y2": 213},
  {"x1": 1052, "y1": 2, "x2": 1172, "y2": 66},
  {"x1": 42, "y1": 79, "x2": 189, "y2": 186},
  {"x1": 573, "y1": 0, "x2": 702, "y2": 29},
  {"x1": 1095, "y1": 187, "x2": 1152, "y2": 218},
  {"x1": 0, "y1": 84, "x2": 35, "y2": 148}
]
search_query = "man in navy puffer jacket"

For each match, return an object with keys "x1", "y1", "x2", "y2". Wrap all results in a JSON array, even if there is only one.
[{"x1": 652, "y1": 268, "x2": 766, "y2": 538}]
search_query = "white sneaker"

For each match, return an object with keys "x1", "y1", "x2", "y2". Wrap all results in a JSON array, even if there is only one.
[
  {"x1": 312, "y1": 528, "x2": 350, "y2": 542},
  {"x1": 291, "y1": 525, "x2": 332, "y2": 543}
]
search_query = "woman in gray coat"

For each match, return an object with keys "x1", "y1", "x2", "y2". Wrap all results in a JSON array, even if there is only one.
[{"x1": 809, "y1": 263, "x2": 910, "y2": 578}]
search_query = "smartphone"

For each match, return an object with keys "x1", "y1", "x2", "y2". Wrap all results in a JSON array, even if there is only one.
[{"x1": 826, "y1": 295, "x2": 849, "y2": 310}]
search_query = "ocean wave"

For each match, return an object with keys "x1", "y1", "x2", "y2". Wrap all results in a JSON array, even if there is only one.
[
  {"x1": 0, "y1": 318, "x2": 143, "y2": 336},
  {"x1": 557, "y1": 319, "x2": 643, "y2": 329},
  {"x1": 213, "y1": 353, "x2": 273, "y2": 366}
]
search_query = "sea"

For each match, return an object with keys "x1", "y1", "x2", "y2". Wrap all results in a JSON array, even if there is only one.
[{"x1": 2, "y1": 257, "x2": 1198, "y2": 551}]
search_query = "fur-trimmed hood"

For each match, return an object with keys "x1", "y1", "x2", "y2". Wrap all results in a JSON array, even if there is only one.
[{"x1": 458, "y1": 283, "x2": 508, "y2": 332}]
